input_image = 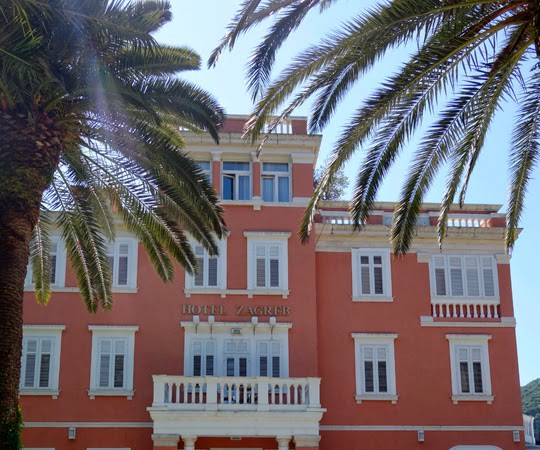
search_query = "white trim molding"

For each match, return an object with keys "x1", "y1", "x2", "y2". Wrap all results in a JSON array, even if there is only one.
[
  {"x1": 352, "y1": 333, "x2": 398, "y2": 404},
  {"x1": 88, "y1": 326, "x2": 138, "y2": 400},
  {"x1": 319, "y1": 425, "x2": 523, "y2": 431},
  {"x1": 420, "y1": 316, "x2": 516, "y2": 328},
  {"x1": 20, "y1": 325, "x2": 65, "y2": 399},
  {"x1": 351, "y1": 248, "x2": 393, "y2": 302},
  {"x1": 446, "y1": 334, "x2": 493, "y2": 404}
]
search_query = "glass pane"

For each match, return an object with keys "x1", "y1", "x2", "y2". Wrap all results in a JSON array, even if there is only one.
[
  {"x1": 239, "y1": 358, "x2": 247, "y2": 377},
  {"x1": 361, "y1": 266, "x2": 371, "y2": 295},
  {"x1": 113, "y1": 354, "x2": 124, "y2": 388},
  {"x1": 483, "y1": 268, "x2": 495, "y2": 297},
  {"x1": 50, "y1": 255, "x2": 57, "y2": 284},
  {"x1": 206, "y1": 355, "x2": 214, "y2": 376},
  {"x1": 450, "y1": 268, "x2": 464, "y2": 296},
  {"x1": 373, "y1": 256, "x2": 382, "y2": 265},
  {"x1": 278, "y1": 176, "x2": 289, "y2": 202},
  {"x1": 226, "y1": 358, "x2": 235, "y2": 376},
  {"x1": 208, "y1": 258, "x2": 218, "y2": 287},
  {"x1": 262, "y1": 177, "x2": 274, "y2": 202},
  {"x1": 360, "y1": 256, "x2": 369, "y2": 264},
  {"x1": 197, "y1": 161, "x2": 211, "y2": 171},
  {"x1": 377, "y1": 361, "x2": 387, "y2": 393},
  {"x1": 256, "y1": 258, "x2": 266, "y2": 287},
  {"x1": 24, "y1": 354, "x2": 36, "y2": 387},
  {"x1": 259, "y1": 356, "x2": 268, "y2": 376},
  {"x1": 194, "y1": 257, "x2": 204, "y2": 286},
  {"x1": 39, "y1": 354, "x2": 51, "y2": 388},
  {"x1": 473, "y1": 362, "x2": 483, "y2": 393},
  {"x1": 223, "y1": 162, "x2": 249, "y2": 171},
  {"x1": 435, "y1": 268, "x2": 446, "y2": 296},
  {"x1": 459, "y1": 361, "x2": 470, "y2": 393},
  {"x1": 364, "y1": 361, "x2": 374, "y2": 392},
  {"x1": 99, "y1": 354, "x2": 111, "y2": 387},
  {"x1": 373, "y1": 266, "x2": 383, "y2": 294},
  {"x1": 193, "y1": 355, "x2": 202, "y2": 376},
  {"x1": 269, "y1": 259, "x2": 280, "y2": 287},
  {"x1": 239, "y1": 175, "x2": 250, "y2": 200},
  {"x1": 262, "y1": 162, "x2": 288, "y2": 172},
  {"x1": 222, "y1": 175, "x2": 234, "y2": 200},
  {"x1": 117, "y1": 256, "x2": 128, "y2": 285},
  {"x1": 272, "y1": 356, "x2": 280, "y2": 377}
]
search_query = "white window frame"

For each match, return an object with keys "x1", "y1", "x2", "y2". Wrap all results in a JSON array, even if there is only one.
[
  {"x1": 221, "y1": 161, "x2": 252, "y2": 200},
  {"x1": 446, "y1": 334, "x2": 493, "y2": 404},
  {"x1": 24, "y1": 236, "x2": 67, "y2": 290},
  {"x1": 352, "y1": 333, "x2": 398, "y2": 403},
  {"x1": 185, "y1": 237, "x2": 227, "y2": 292},
  {"x1": 351, "y1": 248, "x2": 392, "y2": 302},
  {"x1": 107, "y1": 237, "x2": 138, "y2": 291},
  {"x1": 245, "y1": 232, "x2": 290, "y2": 292},
  {"x1": 261, "y1": 162, "x2": 291, "y2": 203},
  {"x1": 88, "y1": 326, "x2": 138, "y2": 399},
  {"x1": 20, "y1": 325, "x2": 65, "y2": 399},
  {"x1": 429, "y1": 254, "x2": 499, "y2": 300},
  {"x1": 182, "y1": 321, "x2": 290, "y2": 378}
]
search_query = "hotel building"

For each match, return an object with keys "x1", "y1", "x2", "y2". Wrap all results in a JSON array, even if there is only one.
[{"x1": 21, "y1": 116, "x2": 525, "y2": 450}]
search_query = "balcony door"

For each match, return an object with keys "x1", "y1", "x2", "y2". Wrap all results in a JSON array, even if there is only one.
[{"x1": 224, "y1": 340, "x2": 249, "y2": 377}]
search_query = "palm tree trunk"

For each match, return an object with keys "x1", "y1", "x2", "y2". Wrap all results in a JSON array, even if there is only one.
[{"x1": 0, "y1": 112, "x2": 62, "y2": 449}]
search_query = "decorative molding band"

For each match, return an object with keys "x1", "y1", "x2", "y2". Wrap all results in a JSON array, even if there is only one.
[
  {"x1": 420, "y1": 316, "x2": 516, "y2": 328},
  {"x1": 352, "y1": 296, "x2": 394, "y2": 303},
  {"x1": 23, "y1": 325, "x2": 66, "y2": 332},
  {"x1": 184, "y1": 288, "x2": 289, "y2": 299},
  {"x1": 88, "y1": 325, "x2": 139, "y2": 332},
  {"x1": 243, "y1": 231, "x2": 292, "y2": 238},
  {"x1": 24, "y1": 422, "x2": 153, "y2": 428},
  {"x1": 319, "y1": 425, "x2": 524, "y2": 432},
  {"x1": 352, "y1": 333, "x2": 398, "y2": 340},
  {"x1": 152, "y1": 433, "x2": 180, "y2": 446}
]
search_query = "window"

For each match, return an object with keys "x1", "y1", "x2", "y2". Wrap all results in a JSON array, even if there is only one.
[
  {"x1": 196, "y1": 160, "x2": 211, "y2": 182},
  {"x1": 185, "y1": 238, "x2": 227, "y2": 291},
  {"x1": 446, "y1": 334, "x2": 493, "y2": 403},
  {"x1": 258, "y1": 341, "x2": 281, "y2": 377},
  {"x1": 245, "y1": 233, "x2": 290, "y2": 291},
  {"x1": 351, "y1": 249, "x2": 392, "y2": 301},
  {"x1": 183, "y1": 322, "x2": 289, "y2": 378},
  {"x1": 222, "y1": 161, "x2": 251, "y2": 200},
  {"x1": 89, "y1": 326, "x2": 137, "y2": 398},
  {"x1": 353, "y1": 333, "x2": 398, "y2": 403},
  {"x1": 430, "y1": 255, "x2": 498, "y2": 299},
  {"x1": 192, "y1": 340, "x2": 215, "y2": 376},
  {"x1": 261, "y1": 162, "x2": 290, "y2": 202},
  {"x1": 24, "y1": 236, "x2": 66, "y2": 289},
  {"x1": 20, "y1": 325, "x2": 64, "y2": 397},
  {"x1": 107, "y1": 238, "x2": 138, "y2": 289}
]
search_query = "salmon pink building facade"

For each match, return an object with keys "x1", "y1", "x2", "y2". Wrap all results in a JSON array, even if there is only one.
[{"x1": 21, "y1": 116, "x2": 525, "y2": 450}]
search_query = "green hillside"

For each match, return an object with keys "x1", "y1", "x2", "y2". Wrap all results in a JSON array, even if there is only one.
[{"x1": 522, "y1": 378, "x2": 540, "y2": 444}]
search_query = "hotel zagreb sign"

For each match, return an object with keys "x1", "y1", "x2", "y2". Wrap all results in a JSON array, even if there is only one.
[{"x1": 182, "y1": 303, "x2": 291, "y2": 317}]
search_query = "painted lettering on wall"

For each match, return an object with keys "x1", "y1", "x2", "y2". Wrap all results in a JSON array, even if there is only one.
[{"x1": 182, "y1": 304, "x2": 291, "y2": 316}]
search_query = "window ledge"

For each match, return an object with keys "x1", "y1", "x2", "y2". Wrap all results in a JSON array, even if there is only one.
[
  {"x1": 25, "y1": 286, "x2": 138, "y2": 294},
  {"x1": 20, "y1": 389, "x2": 59, "y2": 399},
  {"x1": 88, "y1": 389, "x2": 134, "y2": 400},
  {"x1": 355, "y1": 394, "x2": 398, "y2": 404},
  {"x1": 353, "y1": 295, "x2": 394, "y2": 303},
  {"x1": 185, "y1": 288, "x2": 289, "y2": 299},
  {"x1": 452, "y1": 394, "x2": 494, "y2": 404}
]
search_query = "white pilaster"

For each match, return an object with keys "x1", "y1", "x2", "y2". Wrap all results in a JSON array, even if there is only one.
[
  {"x1": 276, "y1": 435, "x2": 291, "y2": 450},
  {"x1": 182, "y1": 435, "x2": 197, "y2": 450}
]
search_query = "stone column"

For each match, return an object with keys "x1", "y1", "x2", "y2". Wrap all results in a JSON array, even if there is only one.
[
  {"x1": 276, "y1": 435, "x2": 291, "y2": 450},
  {"x1": 182, "y1": 435, "x2": 197, "y2": 450},
  {"x1": 152, "y1": 434, "x2": 179, "y2": 449},
  {"x1": 294, "y1": 435, "x2": 321, "y2": 449}
]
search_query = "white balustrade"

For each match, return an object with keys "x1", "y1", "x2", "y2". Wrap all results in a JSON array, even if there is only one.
[
  {"x1": 152, "y1": 375, "x2": 321, "y2": 412},
  {"x1": 446, "y1": 215, "x2": 489, "y2": 228},
  {"x1": 431, "y1": 300, "x2": 500, "y2": 319},
  {"x1": 320, "y1": 211, "x2": 355, "y2": 225}
]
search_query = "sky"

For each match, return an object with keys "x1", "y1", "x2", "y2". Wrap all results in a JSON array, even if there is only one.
[{"x1": 156, "y1": 0, "x2": 540, "y2": 385}]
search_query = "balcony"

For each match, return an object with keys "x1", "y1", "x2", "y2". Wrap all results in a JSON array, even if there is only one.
[
  {"x1": 431, "y1": 298, "x2": 500, "y2": 319},
  {"x1": 148, "y1": 375, "x2": 325, "y2": 442}
]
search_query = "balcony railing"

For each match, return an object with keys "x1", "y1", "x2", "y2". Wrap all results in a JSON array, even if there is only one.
[
  {"x1": 431, "y1": 299, "x2": 500, "y2": 319},
  {"x1": 152, "y1": 375, "x2": 321, "y2": 412}
]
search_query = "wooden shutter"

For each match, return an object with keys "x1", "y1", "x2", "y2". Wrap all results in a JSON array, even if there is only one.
[
  {"x1": 360, "y1": 256, "x2": 371, "y2": 295},
  {"x1": 208, "y1": 257, "x2": 218, "y2": 287},
  {"x1": 376, "y1": 347, "x2": 388, "y2": 393},
  {"x1": 117, "y1": 244, "x2": 129, "y2": 286},
  {"x1": 23, "y1": 338, "x2": 38, "y2": 387},
  {"x1": 50, "y1": 241, "x2": 58, "y2": 285},
  {"x1": 205, "y1": 340, "x2": 215, "y2": 376},
  {"x1": 113, "y1": 339, "x2": 126, "y2": 388},
  {"x1": 98, "y1": 339, "x2": 112, "y2": 388},
  {"x1": 258, "y1": 342, "x2": 268, "y2": 376},
  {"x1": 192, "y1": 341, "x2": 202, "y2": 376},
  {"x1": 457, "y1": 347, "x2": 470, "y2": 393},
  {"x1": 373, "y1": 255, "x2": 384, "y2": 295},
  {"x1": 38, "y1": 338, "x2": 52, "y2": 388},
  {"x1": 471, "y1": 347, "x2": 483, "y2": 393},
  {"x1": 362, "y1": 346, "x2": 374, "y2": 393}
]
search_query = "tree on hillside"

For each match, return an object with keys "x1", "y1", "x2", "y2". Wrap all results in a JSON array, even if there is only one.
[
  {"x1": 0, "y1": 1, "x2": 226, "y2": 447},
  {"x1": 314, "y1": 160, "x2": 349, "y2": 201},
  {"x1": 522, "y1": 378, "x2": 540, "y2": 443},
  {"x1": 210, "y1": 0, "x2": 540, "y2": 253}
]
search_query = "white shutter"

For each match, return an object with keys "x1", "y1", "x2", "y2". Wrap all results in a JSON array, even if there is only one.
[
  {"x1": 50, "y1": 241, "x2": 58, "y2": 285},
  {"x1": 481, "y1": 257, "x2": 496, "y2": 297},
  {"x1": 117, "y1": 243, "x2": 129, "y2": 286},
  {"x1": 449, "y1": 256, "x2": 464, "y2": 296},
  {"x1": 205, "y1": 341, "x2": 215, "y2": 375},
  {"x1": 360, "y1": 256, "x2": 371, "y2": 295},
  {"x1": 433, "y1": 256, "x2": 447, "y2": 296},
  {"x1": 38, "y1": 338, "x2": 52, "y2": 388},
  {"x1": 23, "y1": 339, "x2": 38, "y2": 387},
  {"x1": 194, "y1": 246, "x2": 205, "y2": 286},
  {"x1": 113, "y1": 339, "x2": 126, "y2": 388},
  {"x1": 464, "y1": 256, "x2": 480, "y2": 297},
  {"x1": 258, "y1": 342, "x2": 269, "y2": 376},
  {"x1": 208, "y1": 257, "x2": 218, "y2": 286},
  {"x1": 98, "y1": 339, "x2": 112, "y2": 388},
  {"x1": 271, "y1": 342, "x2": 281, "y2": 377}
]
